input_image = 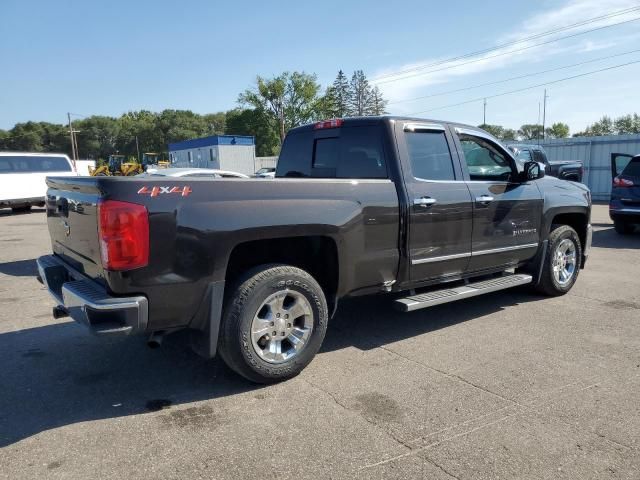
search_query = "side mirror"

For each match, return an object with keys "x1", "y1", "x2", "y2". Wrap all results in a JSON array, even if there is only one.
[{"x1": 523, "y1": 161, "x2": 545, "y2": 181}]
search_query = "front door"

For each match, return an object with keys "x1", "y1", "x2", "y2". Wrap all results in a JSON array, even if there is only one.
[
  {"x1": 397, "y1": 122, "x2": 474, "y2": 282},
  {"x1": 451, "y1": 127, "x2": 543, "y2": 273}
]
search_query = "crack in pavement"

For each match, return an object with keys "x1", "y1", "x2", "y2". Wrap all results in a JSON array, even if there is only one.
[
  {"x1": 422, "y1": 453, "x2": 462, "y2": 480},
  {"x1": 302, "y1": 378, "x2": 413, "y2": 452},
  {"x1": 377, "y1": 344, "x2": 522, "y2": 407}
]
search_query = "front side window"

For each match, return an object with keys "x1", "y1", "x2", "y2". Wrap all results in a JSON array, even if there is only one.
[
  {"x1": 405, "y1": 131, "x2": 456, "y2": 181},
  {"x1": 458, "y1": 134, "x2": 515, "y2": 181}
]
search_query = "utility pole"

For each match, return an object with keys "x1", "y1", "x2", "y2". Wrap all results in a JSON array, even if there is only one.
[
  {"x1": 483, "y1": 98, "x2": 487, "y2": 125},
  {"x1": 135, "y1": 135, "x2": 140, "y2": 162},
  {"x1": 542, "y1": 89, "x2": 549, "y2": 140}
]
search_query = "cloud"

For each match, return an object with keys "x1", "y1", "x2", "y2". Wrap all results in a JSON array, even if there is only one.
[{"x1": 373, "y1": 0, "x2": 640, "y2": 110}]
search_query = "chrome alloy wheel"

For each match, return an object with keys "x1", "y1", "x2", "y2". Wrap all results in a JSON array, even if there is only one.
[
  {"x1": 250, "y1": 290, "x2": 314, "y2": 364},
  {"x1": 552, "y1": 238, "x2": 577, "y2": 286}
]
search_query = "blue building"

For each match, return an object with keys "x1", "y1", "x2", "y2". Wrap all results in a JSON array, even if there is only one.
[{"x1": 168, "y1": 135, "x2": 256, "y2": 175}]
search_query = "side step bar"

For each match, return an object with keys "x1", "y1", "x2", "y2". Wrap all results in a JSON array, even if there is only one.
[{"x1": 394, "y1": 273, "x2": 533, "y2": 312}]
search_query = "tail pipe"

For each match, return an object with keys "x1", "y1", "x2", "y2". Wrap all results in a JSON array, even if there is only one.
[{"x1": 147, "y1": 331, "x2": 165, "y2": 349}]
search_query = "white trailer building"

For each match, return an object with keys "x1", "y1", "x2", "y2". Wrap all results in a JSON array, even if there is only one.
[{"x1": 168, "y1": 135, "x2": 256, "y2": 176}]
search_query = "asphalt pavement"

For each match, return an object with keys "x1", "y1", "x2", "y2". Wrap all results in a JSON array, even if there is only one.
[{"x1": 0, "y1": 204, "x2": 638, "y2": 479}]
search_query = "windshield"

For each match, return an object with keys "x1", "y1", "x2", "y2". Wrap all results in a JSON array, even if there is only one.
[{"x1": 0, "y1": 155, "x2": 72, "y2": 173}]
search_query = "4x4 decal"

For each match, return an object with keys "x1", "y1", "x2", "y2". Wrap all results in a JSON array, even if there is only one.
[{"x1": 137, "y1": 186, "x2": 192, "y2": 197}]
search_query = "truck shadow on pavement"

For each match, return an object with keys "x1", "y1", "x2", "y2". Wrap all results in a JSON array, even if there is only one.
[
  {"x1": 591, "y1": 225, "x2": 640, "y2": 249},
  {"x1": 0, "y1": 258, "x2": 38, "y2": 277},
  {"x1": 0, "y1": 287, "x2": 543, "y2": 447},
  {"x1": 323, "y1": 288, "x2": 542, "y2": 353}
]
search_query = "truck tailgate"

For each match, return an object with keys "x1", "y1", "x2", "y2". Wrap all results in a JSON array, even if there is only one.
[{"x1": 45, "y1": 176, "x2": 104, "y2": 281}]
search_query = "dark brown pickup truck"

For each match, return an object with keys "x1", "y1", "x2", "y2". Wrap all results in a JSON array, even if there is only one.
[{"x1": 38, "y1": 116, "x2": 593, "y2": 383}]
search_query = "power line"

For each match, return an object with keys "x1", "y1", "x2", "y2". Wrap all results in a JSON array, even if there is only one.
[
  {"x1": 373, "y1": 6, "x2": 640, "y2": 82},
  {"x1": 374, "y1": 15, "x2": 640, "y2": 85},
  {"x1": 403, "y1": 59, "x2": 640, "y2": 116},
  {"x1": 387, "y1": 48, "x2": 640, "y2": 105}
]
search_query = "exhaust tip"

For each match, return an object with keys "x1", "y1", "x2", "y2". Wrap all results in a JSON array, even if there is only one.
[
  {"x1": 147, "y1": 332, "x2": 164, "y2": 349},
  {"x1": 52, "y1": 305, "x2": 69, "y2": 319}
]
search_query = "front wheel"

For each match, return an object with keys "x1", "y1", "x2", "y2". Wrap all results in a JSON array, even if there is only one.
[
  {"x1": 218, "y1": 264, "x2": 328, "y2": 383},
  {"x1": 536, "y1": 225, "x2": 582, "y2": 296}
]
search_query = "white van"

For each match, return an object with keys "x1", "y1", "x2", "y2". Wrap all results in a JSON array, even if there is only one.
[{"x1": 0, "y1": 152, "x2": 77, "y2": 212}]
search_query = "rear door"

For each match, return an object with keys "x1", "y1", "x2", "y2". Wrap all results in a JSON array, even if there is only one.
[
  {"x1": 451, "y1": 127, "x2": 543, "y2": 273},
  {"x1": 611, "y1": 153, "x2": 640, "y2": 208},
  {"x1": 396, "y1": 122, "x2": 473, "y2": 282}
]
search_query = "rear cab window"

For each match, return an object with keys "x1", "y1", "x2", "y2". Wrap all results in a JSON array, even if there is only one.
[
  {"x1": 404, "y1": 129, "x2": 457, "y2": 181},
  {"x1": 276, "y1": 124, "x2": 388, "y2": 179},
  {"x1": 0, "y1": 155, "x2": 72, "y2": 173}
]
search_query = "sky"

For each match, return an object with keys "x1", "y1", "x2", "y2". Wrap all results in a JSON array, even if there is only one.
[{"x1": 1, "y1": 0, "x2": 639, "y2": 133}]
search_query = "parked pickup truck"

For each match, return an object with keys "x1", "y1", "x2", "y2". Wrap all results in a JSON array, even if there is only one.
[
  {"x1": 508, "y1": 144, "x2": 583, "y2": 182},
  {"x1": 37, "y1": 117, "x2": 593, "y2": 383}
]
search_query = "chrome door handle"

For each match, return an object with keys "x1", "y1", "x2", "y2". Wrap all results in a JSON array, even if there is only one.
[
  {"x1": 414, "y1": 197, "x2": 437, "y2": 207},
  {"x1": 475, "y1": 195, "x2": 494, "y2": 205}
]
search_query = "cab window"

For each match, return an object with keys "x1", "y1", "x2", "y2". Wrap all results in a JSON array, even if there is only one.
[
  {"x1": 405, "y1": 131, "x2": 456, "y2": 181},
  {"x1": 458, "y1": 134, "x2": 515, "y2": 181}
]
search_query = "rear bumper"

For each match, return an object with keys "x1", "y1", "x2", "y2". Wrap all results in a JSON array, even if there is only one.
[
  {"x1": 610, "y1": 207, "x2": 640, "y2": 222},
  {"x1": 37, "y1": 255, "x2": 148, "y2": 336}
]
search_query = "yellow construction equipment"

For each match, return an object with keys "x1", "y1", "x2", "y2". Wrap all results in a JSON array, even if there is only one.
[
  {"x1": 142, "y1": 152, "x2": 169, "y2": 170},
  {"x1": 89, "y1": 155, "x2": 143, "y2": 176}
]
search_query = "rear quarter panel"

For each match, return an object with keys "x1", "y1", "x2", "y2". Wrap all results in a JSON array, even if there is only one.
[{"x1": 87, "y1": 177, "x2": 400, "y2": 331}]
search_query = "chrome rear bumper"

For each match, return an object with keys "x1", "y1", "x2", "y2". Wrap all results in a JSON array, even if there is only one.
[{"x1": 37, "y1": 255, "x2": 147, "y2": 336}]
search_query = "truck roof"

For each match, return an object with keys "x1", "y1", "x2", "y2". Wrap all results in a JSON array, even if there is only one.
[{"x1": 288, "y1": 115, "x2": 486, "y2": 135}]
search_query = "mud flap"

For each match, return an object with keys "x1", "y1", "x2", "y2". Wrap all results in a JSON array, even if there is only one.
[{"x1": 189, "y1": 280, "x2": 225, "y2": 358}]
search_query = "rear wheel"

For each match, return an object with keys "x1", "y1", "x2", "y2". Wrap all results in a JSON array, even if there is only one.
[
  {"x1": 536, "y1": 224, "x2": 582, "y2": 296},
  {"x1": 218, "y1": 264, "x2": 328, "y2": 383},
  {"x1": 614, "y1": 219, "x2": 634, "y2": 235}
]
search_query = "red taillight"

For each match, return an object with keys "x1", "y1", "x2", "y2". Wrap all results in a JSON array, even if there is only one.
[
  {"x1": 98, "y1": 200, "x2": 149, "y2": 271},
  {"x1": 314, "y1": 118, "x2": 343, "y2": 130},
  {"x1": 613, "y1": 176, "x2": 634, "y2": 187}
]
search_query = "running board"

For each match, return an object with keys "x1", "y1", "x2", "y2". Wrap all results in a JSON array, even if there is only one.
[{"x1": 394, "y1": 273, "x2": 533, "y2": 312}]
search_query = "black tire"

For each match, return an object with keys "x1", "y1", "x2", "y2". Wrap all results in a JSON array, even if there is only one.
[
  {"x1": 536, "y1": 224, "x2": 582, "y2": 296},
  {"x1": 218, "y1": 264, "x2": 328, "y2": 383},
  {"x1": 613, "y1": 220, "x2": 634, "y2": 235}
]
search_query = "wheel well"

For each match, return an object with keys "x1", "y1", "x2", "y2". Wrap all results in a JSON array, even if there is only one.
[
  {"x1": 226, "y1": 236, "x2": 339, "y2": 300},
  {"x1": 551, "y1": 212, "x2": 587, "y2": 249}
]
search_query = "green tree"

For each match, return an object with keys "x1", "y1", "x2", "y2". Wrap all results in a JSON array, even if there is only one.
[
  {"x1": 239, "y1": 71, "x2": 324, "y2": 143},
  {"x1": 478, "y1": 124, "x2": 517, "y2": 141},
  {"x1": 369, "y1": 86, "x2": 388, "y2": 115},
  {"x1": 586, "y1": 116, "x2": 615, "y2": 136},
  {"x1": 518, "y1": 124, "x2": 544, "y2": 141},
  {"x1": 614, "y1": 114, "x2": 640, "y2": 134},
  {"x1": 331, "y1": 70, "x2": 351, "y2": 117},
  {"x1": 225, "y1": 108, "x2": 280, "y2": 157},
  {"x1": 203, "y1": 112, "x2": 227, "y2": 135},
  {"x1": 349, "y1": 70, "x2": 372, "y2": 116},
  {"x1": 0, "y1": 129, "x2": 8, "y2": 149},
  {"x1": 478, "y1": 124, "x2": 505, "y2": 139},
  {"x1": 545, "y1": 122, "x2": 570, "y2": 139},
  {"x1": 75, "y1": 116, "x2": 120, "y2": 159}
]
